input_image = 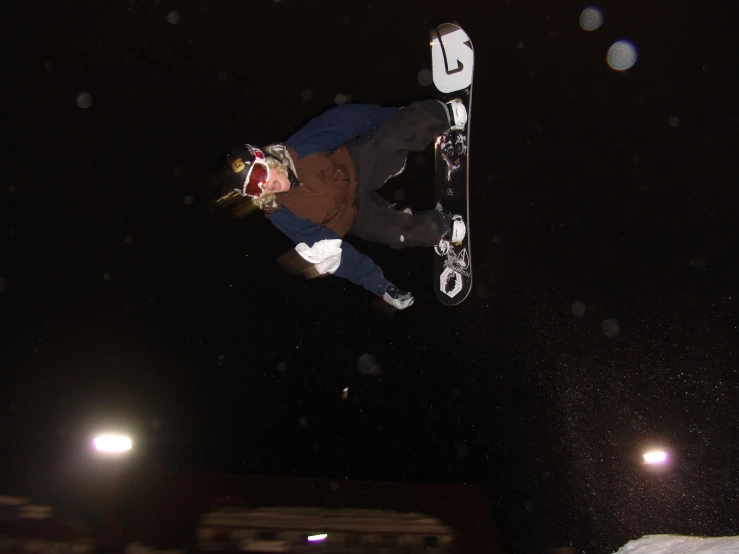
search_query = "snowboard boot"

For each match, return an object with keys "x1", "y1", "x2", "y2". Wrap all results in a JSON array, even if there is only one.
[
  {"x1": 434, "y1": 203, "x2": 466, "y2": 255},
  {"x1": 383, "y1": 283, "x2": 415, "y2": 310},
  {"x1": 446, "y1": 98, "x2": 468, "y2": 131}
]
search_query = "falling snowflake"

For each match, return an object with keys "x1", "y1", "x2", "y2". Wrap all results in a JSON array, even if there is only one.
[
  {"x1": 579, "y1": 7, "x2": 604, "y2": 31},
  {"x1": 601, "y1": 319, "x2": 620, "y2": 338},
  {"x1": 607, "y1": 40, "x2": 638, "y2": 71},
  {"x1": 334, "y1": 93, "x2": 351, "y2": 106},
  {"x1": 76, "y1": 92, "x2": 93, "y2": 109},
  {"x1": 417, "y1": 68, "x2": 433, "y2": 87}
]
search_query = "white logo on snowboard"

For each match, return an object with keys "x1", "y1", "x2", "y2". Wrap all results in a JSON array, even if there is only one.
[
  {"x1": 435, "y1": 241, "x2": 470, "y2": 276},
  {"x1": 456, "y1": 248, "x2": 469, "y2": 269},
  {"x1": 440, "y1": 267, "x2": 464, "y2": 298},
  {"x1": 431, "y1": 26, "x2": 474, "y2": 93}
]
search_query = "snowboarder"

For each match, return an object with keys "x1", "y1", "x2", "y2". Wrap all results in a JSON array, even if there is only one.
[{"x1": 211, "y1": 98, "x2": 467, "y2": 310}]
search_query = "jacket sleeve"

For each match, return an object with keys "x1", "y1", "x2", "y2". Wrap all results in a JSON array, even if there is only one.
[
  {"x1": 284, "y1": 104, "x2": 399, "y2": 157},
  {"x1": 267, "y1": 208, "x2": 390, "y2": 296}
]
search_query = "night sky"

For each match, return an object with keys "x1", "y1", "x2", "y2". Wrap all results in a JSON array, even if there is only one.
[{"x1": 2, "y1": 1, "x2": 737, "y2": 553}]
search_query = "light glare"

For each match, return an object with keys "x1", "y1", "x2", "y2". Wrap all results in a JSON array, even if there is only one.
[
  {"x1": 643, "y1": 450, "x2": 668, "y2": 464},
  {"x1": 93, "y1": 434, "x2": 132, "y2": 453},
  {"x1": 307, "y1": 534, "x2": 327, "y2": 542}
]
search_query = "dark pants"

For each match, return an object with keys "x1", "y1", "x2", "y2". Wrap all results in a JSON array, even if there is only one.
[{"x1": 345, "y1": 100, "x2": 452, "y2": 249}]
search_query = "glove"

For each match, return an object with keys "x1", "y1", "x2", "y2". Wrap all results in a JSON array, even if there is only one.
[
  {"x1": 294, "y1": 239, "x2": 342, "y2": 275},
  {"x1": 383, "y1": 283, "x2": 415, "y2": 310}
]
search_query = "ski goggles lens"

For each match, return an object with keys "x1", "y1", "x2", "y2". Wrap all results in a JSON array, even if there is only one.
[{"x1": 234, "y1": 161, "x2": 269, "y2": 198}]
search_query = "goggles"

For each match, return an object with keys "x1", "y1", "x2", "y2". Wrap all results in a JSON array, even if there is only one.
[{"x1": 230, "y1": 145, "x2": 270, "y2": 199}]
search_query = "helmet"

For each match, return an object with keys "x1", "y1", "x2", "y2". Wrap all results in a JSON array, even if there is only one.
[{"x1": 214, "y1": 144, "x2": 271, "y2": 204}]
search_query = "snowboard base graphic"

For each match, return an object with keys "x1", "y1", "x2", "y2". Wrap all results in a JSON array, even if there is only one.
[{"x1": 431, "y1": 22, "x2": 474, "y2": 305}]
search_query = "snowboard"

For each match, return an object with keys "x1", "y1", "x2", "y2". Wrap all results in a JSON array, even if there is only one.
[{"x1": 430, "y1": 22, "x2": 474, "y2": 305}]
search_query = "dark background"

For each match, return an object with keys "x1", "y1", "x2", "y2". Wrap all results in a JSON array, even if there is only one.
[{"x1": 2, "y1": 1, "x2": 737, "y2": 552}]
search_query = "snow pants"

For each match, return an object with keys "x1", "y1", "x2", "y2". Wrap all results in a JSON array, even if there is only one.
[{"x1": 345, "y1": 99, "x2": 452, "y2": 250}]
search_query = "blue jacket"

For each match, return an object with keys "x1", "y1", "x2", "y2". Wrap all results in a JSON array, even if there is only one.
[{"x1": 266, "y1": 104, "x2": 399, "y2": 296}]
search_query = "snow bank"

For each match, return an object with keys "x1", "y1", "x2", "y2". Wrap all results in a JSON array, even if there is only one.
[{"x1": 613, "y1": 534, "x2": 739, "y2": 553}]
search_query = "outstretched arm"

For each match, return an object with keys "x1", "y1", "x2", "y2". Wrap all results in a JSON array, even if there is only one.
[
  {"x1": 267, "y1": 207, "x2": 390, "y2": 296},
  {"x1": 285, "y1": 104, "x2": 399, "y2": 158}
]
